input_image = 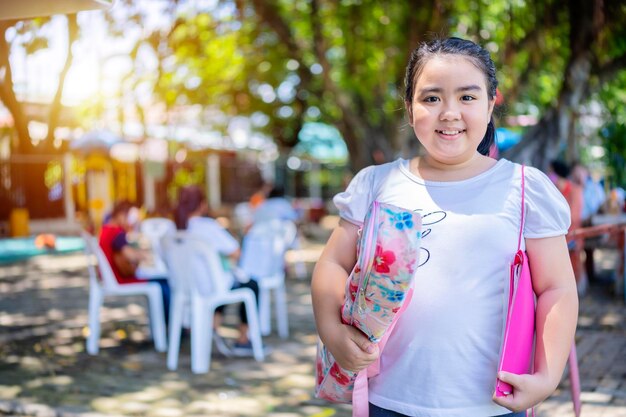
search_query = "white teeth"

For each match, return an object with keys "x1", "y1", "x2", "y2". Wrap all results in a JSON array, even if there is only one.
[{"x1": 439, "y1": 130, "x2": 462, "y2": 135}]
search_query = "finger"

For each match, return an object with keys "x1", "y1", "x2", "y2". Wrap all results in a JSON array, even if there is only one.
[
  {"x1": 492, "y1": 392, "x2": 513, "y2": 407},
  {"x1": 347, "y1": 327, "x2": 377, "y2": 353},
  {"x1": 492, "y1": 388, "x2": 519, "y2": 411},
  {"x1": 497, "y1": 371, "x2": 523, "y2": 388}
]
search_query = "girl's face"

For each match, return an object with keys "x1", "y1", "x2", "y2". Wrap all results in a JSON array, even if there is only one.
[{"x1": 406, "y1": 55, "x2": 495, "y2": 167}]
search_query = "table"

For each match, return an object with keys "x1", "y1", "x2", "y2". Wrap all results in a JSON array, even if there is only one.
[{"x1": 571, "y1": 215, "x2": 626, "y2": 302}]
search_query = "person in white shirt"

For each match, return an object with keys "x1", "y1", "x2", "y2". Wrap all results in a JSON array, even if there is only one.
[
  {"x1": 252, "y1": 185, "x2": 299, "y2": 224},
  {"x1": 176, "y1": 185, "x2": 261, "y2": 356},
  {"x1": 311, "y1": 37, "x2": 578, "y2": 417}
]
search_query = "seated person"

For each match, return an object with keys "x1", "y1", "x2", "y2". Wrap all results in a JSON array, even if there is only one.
[
  {"x1": 99, "y1": 201, "x2": 170, "y2": 324},
  {"x1": 176, "y1": 185, "x2": 262, "y2": 356},
  {"x1": 249, "y1": 182, "x2": 273, "y2": 210},
  {"x1": 252, "y1": 185, "x2": 299, "y2": 224}
]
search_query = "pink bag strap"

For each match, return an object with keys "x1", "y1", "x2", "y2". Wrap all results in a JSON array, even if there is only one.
[
  {"x1": 519, "y1": 165, "x2": 536, "y2": 417},
  {"x1": 517, "y1": 165, "x2": 526, "y2": 252},
  {"x1": 508, "y1": 165, "x2": 526, "y2": 310}
]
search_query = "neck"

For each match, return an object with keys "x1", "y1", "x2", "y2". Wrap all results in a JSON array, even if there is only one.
[{"x1": 412, "y1": 153, "x2": 496, "y2": 182}]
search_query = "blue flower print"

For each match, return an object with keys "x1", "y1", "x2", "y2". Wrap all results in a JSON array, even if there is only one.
[
  {"x1": 378, "y1": 286, "x2": 406, "y2": 303},
  {"x1": 392, "y1": 212, "x2": 414, "y2": 230}
]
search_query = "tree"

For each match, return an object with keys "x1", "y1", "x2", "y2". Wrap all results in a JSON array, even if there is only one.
[
  {"x1": 109, "y1": 1, "x2": 454, "y2": 170},
  {"x1": 0, "y1": 15, "x2": 79, "y2": 154},
  {"x1": 239, "y1": 0, "x2": 454, "y2": 171},
  {"x1": 8, "y1": 0, "x2": 624, "y2": 176},
  {"x1": 225, "y1": 0, "x2": 626, "y2": 171},
  {"x1": 498, "y1": 0, "x2": 626, "y2": 170}
]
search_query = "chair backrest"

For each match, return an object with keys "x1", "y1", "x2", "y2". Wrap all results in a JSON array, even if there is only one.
[
  {"x1": 161, "y1": 232, "x2": 233, "y2": 298},
  {"x1": 140, "y1": 217, "x2": 176, "y2": 258},
  {"x1": 239, "y1": 219, "x2": 297, "y2": 278},
  {"x1": 81, "y1": 230, "x2": 121, "y2": 289},
  {"x1": 233, "y1": 202, "x2": 253, "y2": 233}
]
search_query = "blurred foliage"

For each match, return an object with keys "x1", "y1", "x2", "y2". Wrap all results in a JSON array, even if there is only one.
[
  {"x1": 598, "y1": 70, "x2": 626, "y2": 188},
  {"x1": 599, "y1": 70, "x2": 626, "y2": 126},
  {"x1": 104, "y1": 0, "x2": 624, "y2": 170},
  {"x1": 600, "y1": 123, "x2": 626, "y2": 189},
  {"x1": 1, "y1": 0, "x2": 625, "y2": 171},
  {"x1": 43, "y1": 160, "x2": 62, "y2": 189},
  {"x1": 166, "y1": 162, "x2": 205, "y2": 203},
  {"x1": 11, "y1": 18, "x2": 52, "y2": 54}
]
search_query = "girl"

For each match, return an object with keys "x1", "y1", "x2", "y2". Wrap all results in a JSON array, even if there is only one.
[{"x1": 311, "y1": 37, "x2": 578, "y2": 417}]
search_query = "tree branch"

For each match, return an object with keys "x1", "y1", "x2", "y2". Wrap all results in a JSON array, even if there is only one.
[
  {"x1": 595, "y1": 50, "x2": 626, "y2": 85},
  {"x1": 248, "y1": 0, "x2": 312, "y2": 148},
  {"x1": 0, "y1": 21, "x2": 31, "y2": 153},
  {"x1": 45, "y1": 14, "x2": 78, "y2": 148}
]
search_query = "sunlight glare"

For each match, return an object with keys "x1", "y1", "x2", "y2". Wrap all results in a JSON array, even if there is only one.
[{"x1": 63, "y1": 61, "x2": 100, "y2": 105}]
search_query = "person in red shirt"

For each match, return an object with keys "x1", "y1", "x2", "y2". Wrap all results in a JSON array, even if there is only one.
[{"x1": 99, "y1": 201, "x2": 170, "y2": 323}]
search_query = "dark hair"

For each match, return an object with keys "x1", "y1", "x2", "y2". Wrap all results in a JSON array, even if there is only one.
[
  {"x1": 111, "y1": 200, "x2": 134, "y2": 218},
  {"x1": 268, "y1": 185, "x2": 286, "y2": 199},
  {"x1": 550, "y1": 160, "x2": 571, "y2": 179},
  {"x1": 404, "y1": 37, "x2": 498, "y2": 155},
  {"x1": 174, "y1": 185, "x2": 206, "y2": 229}
]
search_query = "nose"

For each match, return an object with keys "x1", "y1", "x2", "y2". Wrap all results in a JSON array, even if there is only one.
[{"x1": 439, "y1": 102, "x2": 461, "y2": 121}]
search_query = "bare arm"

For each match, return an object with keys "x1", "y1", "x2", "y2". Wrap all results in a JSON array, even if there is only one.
[
  {"x1": 121, "y1": 244, "x2": 148, "y2": 263},
  {"x1": 311, "y1": 219, "x2": 379, "y2": 371},
  {"x1": 494, "y1": 235, "x2": 579, "y2": 411}
]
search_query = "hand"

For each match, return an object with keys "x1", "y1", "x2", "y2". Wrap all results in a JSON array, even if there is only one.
[
  {"x1": 323, "y1": 323, "x2": 379, "y2": 373},
  {"x1": 139, "y1": 249, "x2": 152, "y2": 262},
  {"x1": 492, "y1": 371, "x2": 554, "y2": 412}
]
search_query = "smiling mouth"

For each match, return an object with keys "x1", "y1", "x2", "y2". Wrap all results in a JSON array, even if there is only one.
[{"x1": 435, "y1": 129, "x2": 466, "y2": 135}]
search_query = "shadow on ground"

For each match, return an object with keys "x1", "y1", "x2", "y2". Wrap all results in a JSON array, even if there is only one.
[{"x1": 0, "y1": 243, "x2": 625, "y2": 416}]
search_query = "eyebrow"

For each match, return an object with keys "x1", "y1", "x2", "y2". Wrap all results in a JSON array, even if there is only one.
[{"x1": 418, "y1": 84, "x2": 483, "y2": 95}]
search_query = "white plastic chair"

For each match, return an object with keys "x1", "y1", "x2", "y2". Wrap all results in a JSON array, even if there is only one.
[
  {"x1": 139, "y1": 217, "x2": 176, "y2": 262},
  {"x1": 233, "y1": 202, "x2": 254, "y2": 234},
  {"x1": 81, "y1": 230, "x2": 167, "y2": 355},
  {"x1": 162, "y1": 232, "x2": 264, "y2": 373},
  {"x1": 239, "y1": 219, "x2": 296, "y2": 339}
]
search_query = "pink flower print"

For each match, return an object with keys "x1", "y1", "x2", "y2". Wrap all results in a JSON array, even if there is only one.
[
  {"x1": 330, "y1": 363, "x2": 351, "y2": 385},
  {"x1": 316, "y1": 357, "x2": 324, "y2": 384},
  {"x1": 373, "y1": 244, "x2": 396, "y2": 273},
  {"x1": 348, "y1": 279, "x2": 358, "y2": 302}
]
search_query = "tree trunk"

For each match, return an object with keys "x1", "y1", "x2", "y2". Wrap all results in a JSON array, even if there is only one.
[
  {"x1": 503, "y1": 0, "x2": 599, "y2": 171},
  {"x1": 0, "y1": 21, "x2": 33, "y2": 154},
  {"x1": 44, "y1": 14, "x2": 79, "y2": 151}
]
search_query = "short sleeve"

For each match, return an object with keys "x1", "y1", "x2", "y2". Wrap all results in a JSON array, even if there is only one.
[
  {"x1": 524, "y1": 166, "x2": 571, "y2": 238},
  {"x1": 111, "y1": 231, "x2": 128, "y2": 252},
  {"x1": 188, "y1": 217, "x2": 240, "y2": 255},
  {"x1": 332, "y1": 165, "x2": 377, "y2": 226}
]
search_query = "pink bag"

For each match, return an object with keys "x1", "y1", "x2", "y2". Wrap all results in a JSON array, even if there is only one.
[
  {"x1": 315, "y1": 201, "x2": 422, "y2": 405},
  {"x1": 496, "y1": 165, "x2": 536, "y2": 397}
]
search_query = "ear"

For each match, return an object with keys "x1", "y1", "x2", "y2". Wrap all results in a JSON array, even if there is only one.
[{"x1": 405, "y1": 101, "x2": 414, "y2": 126}]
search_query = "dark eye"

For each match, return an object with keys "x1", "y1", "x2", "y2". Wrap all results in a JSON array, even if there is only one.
[
  {"x1": 461, "y1": 95, "x2": 475, "y2": 101},
  {"x1": 423, "y1": 96, "x2": 439, "y2": 103}
]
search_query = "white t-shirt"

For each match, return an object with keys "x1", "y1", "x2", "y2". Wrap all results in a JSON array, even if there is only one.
[
  {"x1": 333, "y1": 158, "x2": 570, "y2": 417},
  {"x1": 187, "y1": 216, "x2": 240, "y2": 255},
  {"x1": 187, "y1": 216, "x2": 240, "y2": 289},
  {"x1": 253, "y1": 197, "x2": 299, "y2": 223}
]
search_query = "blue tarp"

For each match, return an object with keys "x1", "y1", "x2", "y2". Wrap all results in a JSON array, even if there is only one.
[
  {"x1": 0, "y1": 236, "x2": 85, "y2": 264},
  {"x1": 495, "y1": 127, "x2": 523, "y2": 151},
  {"x1": 293, "y1": 122, "x2": 348, "y2": 163}
]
